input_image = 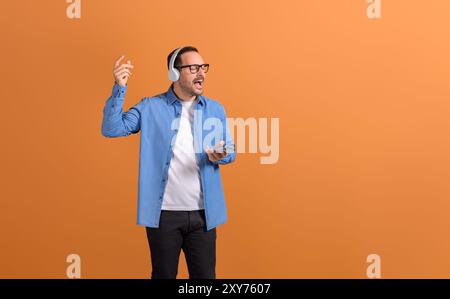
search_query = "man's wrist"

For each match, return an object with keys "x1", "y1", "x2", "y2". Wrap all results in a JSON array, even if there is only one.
[{"x1": 112, "y1": 82, "x2": 127, "y2": 97}]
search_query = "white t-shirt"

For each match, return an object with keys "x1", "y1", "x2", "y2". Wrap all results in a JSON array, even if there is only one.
[{"x1": 161, "y1": 98, "x2": 204, "y2": 210}]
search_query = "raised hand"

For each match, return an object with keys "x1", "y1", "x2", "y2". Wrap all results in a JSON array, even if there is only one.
[{"x1": 113, "y1": 54, "x2": 134, "y2": 87}]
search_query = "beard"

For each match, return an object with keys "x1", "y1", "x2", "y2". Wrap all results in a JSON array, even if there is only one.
[{"x1": 179, "y1": 78, "x2": 203, "y2": 97}]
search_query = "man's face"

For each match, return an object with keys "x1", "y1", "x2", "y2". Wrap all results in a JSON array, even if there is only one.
[{"x1": 175, "y1": 51, "x2": 207, "y2": 97}]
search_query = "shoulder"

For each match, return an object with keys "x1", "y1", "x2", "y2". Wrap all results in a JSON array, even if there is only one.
[
  {"x1": 145, "y1": 91, "x2": 168, "y2": 103},
  {"x1": 136, "y1": 92, "x2": 168, "y2": 108},
  {"x1": 202, "y1": 95, "x2": 226, "y2": 113}
]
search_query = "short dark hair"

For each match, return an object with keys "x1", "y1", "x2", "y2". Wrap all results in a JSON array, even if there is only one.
[{"x1": 167, "y1": 46, "x2": 198, "y2": 70}]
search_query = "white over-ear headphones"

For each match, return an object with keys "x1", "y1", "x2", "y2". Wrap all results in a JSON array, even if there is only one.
[{"x1": 168, "y1": 47, "x2": 182, "y2": 82}]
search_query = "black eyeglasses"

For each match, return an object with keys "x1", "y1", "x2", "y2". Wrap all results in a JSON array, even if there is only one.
[{"x1": 176, "y1": 64, "x2": 210, "y2": 74}]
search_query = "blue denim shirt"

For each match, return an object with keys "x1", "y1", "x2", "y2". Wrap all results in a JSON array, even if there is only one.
[{"x1": 101, "y1": 83, "x2": 236, "y2": 231}]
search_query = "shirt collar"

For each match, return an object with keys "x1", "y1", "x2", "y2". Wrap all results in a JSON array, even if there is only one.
[{"x1": 166, "y1": 84, "x2": 206, "y2": 107}]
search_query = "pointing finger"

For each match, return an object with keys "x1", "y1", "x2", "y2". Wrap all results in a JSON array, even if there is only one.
[{"x1": 114, "y1": 55, "x2": 125, "y2": 68}]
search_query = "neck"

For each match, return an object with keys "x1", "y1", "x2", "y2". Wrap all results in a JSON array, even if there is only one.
[{"x1": 173, "y1": 84, "x2": 196, "y2": 102}]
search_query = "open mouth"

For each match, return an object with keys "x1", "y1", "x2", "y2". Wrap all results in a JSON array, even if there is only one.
[{"x1": 193, "y1": 78, "x2": 203, "y2": 89}]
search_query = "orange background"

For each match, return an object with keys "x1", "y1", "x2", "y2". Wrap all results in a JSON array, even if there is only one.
[{"x1": 1, "y1": 0, "x2": 450, "y2": 278}]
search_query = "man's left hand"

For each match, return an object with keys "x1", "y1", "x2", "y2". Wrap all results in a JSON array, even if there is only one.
[{"x1": 206, "y1": 140, "x2": 228, "y2": 163}]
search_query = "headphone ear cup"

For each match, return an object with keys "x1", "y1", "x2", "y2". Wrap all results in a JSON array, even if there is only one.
[{"x1": 168, "y1": 68, "x2": 180, "y2": 82}]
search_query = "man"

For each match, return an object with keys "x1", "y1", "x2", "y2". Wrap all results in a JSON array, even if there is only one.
[{"x1": 101, "y1": 46, "x2": 236, "y2": 279}]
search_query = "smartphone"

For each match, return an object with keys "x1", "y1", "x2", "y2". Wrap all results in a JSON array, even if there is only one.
[{"x1": 213, "y1": 144, "x2": 234, "y2": 154}]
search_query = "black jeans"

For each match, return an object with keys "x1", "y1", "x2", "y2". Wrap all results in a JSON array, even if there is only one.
[{"x1": 145, "y1": 209, "x2": 216, "y2": 279}]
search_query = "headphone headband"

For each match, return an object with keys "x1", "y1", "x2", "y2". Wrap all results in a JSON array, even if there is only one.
[
  {"x1": 168, "y1": 47, "x2": 183, "y2": 82},
  {"x1": 169, "y1": 47, "x2": 182, "y2": 70}
]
